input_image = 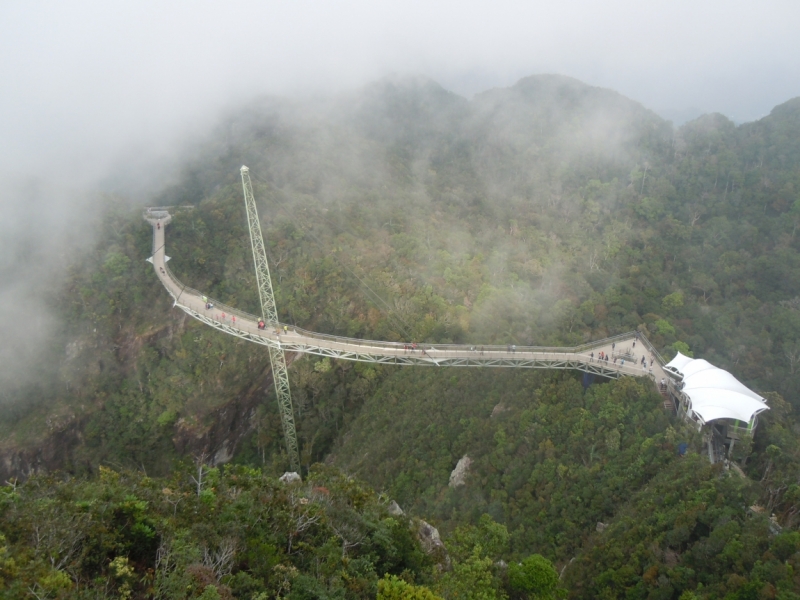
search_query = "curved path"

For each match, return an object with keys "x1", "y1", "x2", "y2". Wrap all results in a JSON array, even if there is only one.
[{"x1": 146, "y1": 210, "x2": 668, "y2": 383}]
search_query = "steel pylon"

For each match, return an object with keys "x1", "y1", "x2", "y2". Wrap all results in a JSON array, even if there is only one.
[{"x1": 241, "y1": 166, "x2": 300, "y2": 472}]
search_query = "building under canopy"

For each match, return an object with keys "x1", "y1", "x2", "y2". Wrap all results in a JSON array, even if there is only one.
[{"x1": 664, "y1": 352, "x2": 769, "y2": 430}]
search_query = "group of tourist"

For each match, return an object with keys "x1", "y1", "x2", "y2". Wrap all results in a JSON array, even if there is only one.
[
  {"x1": 588, "y1": 337, "x2": 658, "y2": 376},
  {"x1": 589, "y1": 350, "x2": 612, "y2": 364}
]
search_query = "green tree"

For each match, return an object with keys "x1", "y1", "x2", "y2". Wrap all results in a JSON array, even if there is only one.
[
  {"x1": 672, "y1": 340, "x2": 693, "y2": 357},
  {"x1": 662, "y1": 291, "x2": 684, "y2": 312},
  {"x1": 448, "y1": 514, "x2": 510, "y2": 562},
  {"x1": 654, "y1": 319, "x2": 676, "y2": 337},
  {"x1": 378, "y1": 575, "x2": 443, "y2": 600},
  {"x1": 507, "y1": 554, "x2": 560, "y2": 599},
  {"x1": 437, "y1": 547, "x2": 506, "y2": 600}
]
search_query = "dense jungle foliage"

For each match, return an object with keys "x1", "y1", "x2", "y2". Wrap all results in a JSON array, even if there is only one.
[
  {"x1": 0, "y1": 463, "x2": 564, "y2": 599},
  {"x1": 2, "y1": 74, "x2": 800, "y2": 598}
]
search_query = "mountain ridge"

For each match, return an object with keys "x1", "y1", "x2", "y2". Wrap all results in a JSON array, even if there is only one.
[{"x1": 3, "y1": 71, "x2": 800, "y2": 598}]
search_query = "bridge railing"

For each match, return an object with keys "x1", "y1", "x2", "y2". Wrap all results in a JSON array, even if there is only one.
[
  {"x1": 281, "y1": 326, "x2": 644, "y2": 356},
  {"x1": 148, "y1": 220, "x2": 666, "y2": 361},
  {"x1": 637, "y1": 332, "x2": 667, "y2": 366},
  {"x1": 161, "y1": 261, "x2": 664, "y2": 358},
  {"x1": 161, "y1": 261, "x2": 260, "y2": 325}
]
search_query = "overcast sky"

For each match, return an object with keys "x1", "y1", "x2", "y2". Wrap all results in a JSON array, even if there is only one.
[
  {"x1": 2, "y1": 0, "x2": 800, "y2": 182},
  {"x1": 0, "y1": 0, "x2": 798, "y2": 392}
]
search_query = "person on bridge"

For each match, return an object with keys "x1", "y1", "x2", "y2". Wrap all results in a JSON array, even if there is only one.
[
  {"x1": 258, "y1": 320, "x2": 265, "y2": 330},
  {"x1": 157, "y1": 222, "x2": 160, "y2": 230},
  {"x1": 590, "y1": 351, "x2": 594, "y2": 362},
  {"x1": 284, "y1": 325, "x2": 288, "y2": 334},
  {"x1": 512, "y1": 345, "x2": 516, "y2": 353},
  {"x1": 612, "y1": 342, "x2": 615, "y2": 351}
]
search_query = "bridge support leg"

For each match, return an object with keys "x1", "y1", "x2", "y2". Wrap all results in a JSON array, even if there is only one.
[{"x1": 268, "y1": 346, "x2": 299, "y2": 472}]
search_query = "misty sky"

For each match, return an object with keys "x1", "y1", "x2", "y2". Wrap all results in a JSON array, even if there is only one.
[
  {"x1": 0, "y1": 0, "x2": 798, "y2": 392},
  {"x1": 2, "y1": 0, "x2": 800, "y2": 181}
]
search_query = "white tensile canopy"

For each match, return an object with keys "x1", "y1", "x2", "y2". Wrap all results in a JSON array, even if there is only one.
[
  {"x1": 665, "y1": 352, "x2": 769, "y2": 425},
  {"x1": 664, "y1": 351, "x2": 694, "y2": 374}
]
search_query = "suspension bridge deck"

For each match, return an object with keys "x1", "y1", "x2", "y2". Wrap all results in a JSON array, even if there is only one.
[{"x1": 146, "y1": 213, "x2": 668, "y2": 383}]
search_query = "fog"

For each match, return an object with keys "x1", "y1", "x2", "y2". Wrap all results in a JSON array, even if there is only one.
[
  {"x1": 1, "y1": 0, "x2": 799, "y2": 393},
  {"x1": 3, "y1": 0, "x2": 799, "y2": 175}
]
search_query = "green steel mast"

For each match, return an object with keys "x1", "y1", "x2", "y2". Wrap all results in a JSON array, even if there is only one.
[{"x1": 240, "y1": 166, "x2": 300, "y2": 472}]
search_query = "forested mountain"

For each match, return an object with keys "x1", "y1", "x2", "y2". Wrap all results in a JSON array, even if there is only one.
[{"x1": 3, "y1": 75, "x2": 800, "y2": 598}]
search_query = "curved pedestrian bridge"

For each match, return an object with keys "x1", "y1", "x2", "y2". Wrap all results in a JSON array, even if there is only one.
[{"x1": 146, "y1": 211, "x2": 668, "y2": 382}]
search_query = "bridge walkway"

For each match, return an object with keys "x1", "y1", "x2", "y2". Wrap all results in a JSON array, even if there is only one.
[{"x1": 146, "y1": 214, "x2": 669, "y2": 383}]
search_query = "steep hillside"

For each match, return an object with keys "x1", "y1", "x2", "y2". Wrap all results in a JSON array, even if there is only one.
[{"x1": 3, "y1": 75, "x2": 800, "y2": 597}]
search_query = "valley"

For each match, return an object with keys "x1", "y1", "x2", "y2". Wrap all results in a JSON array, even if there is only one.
[{"x1": 3, "y1": 74, "x2": 800, "y2": 598}]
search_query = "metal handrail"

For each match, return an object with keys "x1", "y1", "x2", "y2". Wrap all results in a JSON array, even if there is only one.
[
  {"x1": 637, "y1": 332, "x2": 667, "y2": 366},
  {"x1": 286, "y1": 327, "x2": 639, "y2": 355},
  {"x1": 160, "y1": 258, "x2": 665, "y2": 358},
  {"x1": 155, "y1": 269, "x2": 661, "y2": 381},
  {"x1": 145, "y1": 205, "x2": 195, "y2": 213},
  {"x1": 162, "y1": 262, "x2": 258, "y2": 323},
  {"x1": 148, "y1": 215, "x2": 667, "y2": 363}
]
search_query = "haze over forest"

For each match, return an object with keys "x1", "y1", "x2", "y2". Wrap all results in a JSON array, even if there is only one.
[
  {"x1": 1, "y1": 0, "x2": 799, "y2": 394},
  {"x1": 3, "y1": 2, "x2": 800, "y2": 599},
  {"x1": 2, "y1": 1, "x2": 800, "y2": 390}
]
